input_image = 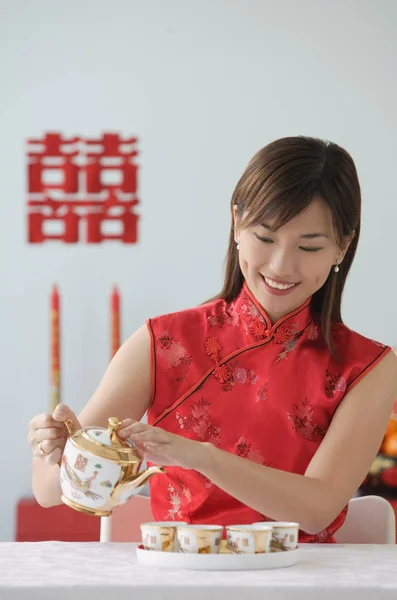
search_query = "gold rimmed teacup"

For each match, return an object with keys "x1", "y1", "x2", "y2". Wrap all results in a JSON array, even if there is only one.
[
  {"x1": 177, "y1": 524, "x2": 223, "y2": 554},
  {"x1": 253, "y1": 521, "x2": 299, "y2": 551},
  {"x1": 140, "y1": 521, "x2": 187, "y2": 552},
  {"x1": 226, "y1": 524, "x2": 273, "y2": 554}
]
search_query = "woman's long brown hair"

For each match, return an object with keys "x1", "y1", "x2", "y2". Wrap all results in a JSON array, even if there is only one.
[{"x1": 211, "y1": 136, "x2": 361, "y2": 356}]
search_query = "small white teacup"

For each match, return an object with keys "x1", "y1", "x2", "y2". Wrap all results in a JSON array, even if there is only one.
[
  {"x1": 140, "y1": 521, "x2": 187, "y2": 552},
  {"x1": 177, "y1": 524, "x2": 223, "y2": 554},
  {"x1": 226, "y1": 524, "x2": 273, "y2": 554},
  {"x1": 253, "y1": 521, "x2": 299, "y2": 552}
]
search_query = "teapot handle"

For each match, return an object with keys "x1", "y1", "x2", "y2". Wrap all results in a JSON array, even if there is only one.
[{"x1": 57, "y1": 419, "x2": 77, "y2": 468}]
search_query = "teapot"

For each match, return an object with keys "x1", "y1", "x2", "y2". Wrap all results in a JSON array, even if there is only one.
[{"x1": 59, "y1": 417, "x2": 164, "y2": 516}]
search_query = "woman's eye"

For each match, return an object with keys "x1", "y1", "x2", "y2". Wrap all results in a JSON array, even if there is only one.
[
  {"x1": 254, "y1": 234, "x2": 273, "y2": 243},
  {"x1": 254, "y1": 232, "x2": 323, "y2": 252}
]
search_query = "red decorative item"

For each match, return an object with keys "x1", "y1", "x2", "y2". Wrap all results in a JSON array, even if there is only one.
[
  {"x1": 26, "y1": 132, "x2": 139, "y2": 244},
  {"x1": 50, "y1": 284, "x2": 60, "y2": 412},
  {"x1": 16, "y1": 498, "x2": 100, "y2": 542},
  {"x1": 85, "y1": 133, "x2": 138, "y2": 194},
  {"x1": 111, "y1": 286, "x2": 121, "y2": 359}
]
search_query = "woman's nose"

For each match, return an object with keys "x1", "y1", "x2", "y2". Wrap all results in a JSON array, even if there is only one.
[{"x1": 267, "y1": 248, "x2": 297, "y2": 280}]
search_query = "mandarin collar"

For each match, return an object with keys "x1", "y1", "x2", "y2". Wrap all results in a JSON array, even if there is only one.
[{"x1": 233, "y1": 282, "x2": 313, "y2": 341}]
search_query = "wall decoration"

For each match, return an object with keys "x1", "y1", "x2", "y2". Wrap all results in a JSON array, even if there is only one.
[
  {"x1": 50, "y1": 284, "x2": 61, "y2": 411},
  {"x1": 111, "y1": 285, "x2": 120, "y2": 359},
  {"x1": 48, "y1": 284, "x2": 123, "y2": 413},
  {"x1": 27, "y1": 133, "x2": 139, "y2": 244}
]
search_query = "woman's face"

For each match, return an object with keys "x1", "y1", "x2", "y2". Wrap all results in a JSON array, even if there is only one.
[{"x1": 235, "y1": 197, "x2": 350, "y2": 323}]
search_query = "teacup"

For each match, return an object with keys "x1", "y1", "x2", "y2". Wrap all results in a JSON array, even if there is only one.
[
  {"x1": 177, "y1": 524, "x2": 223, "y2": 554},
  {"x1": 253, "y1": 521, "x2": 299, "y2": 551},
  {"x1": 140, "y1": 521, "x2": 187, "y2": 552},
  {"x1": 226, "y1": 524, "x2": 273, "y2": 554}
]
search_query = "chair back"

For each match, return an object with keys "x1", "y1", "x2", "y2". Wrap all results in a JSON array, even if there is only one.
[{"x1": 335, "y1": 495, "x2": 396, "y2": 544}]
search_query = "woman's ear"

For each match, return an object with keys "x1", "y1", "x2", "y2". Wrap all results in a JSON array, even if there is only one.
[{"x1": 338, "y1": 230, "x2": 355, "y2": 264}]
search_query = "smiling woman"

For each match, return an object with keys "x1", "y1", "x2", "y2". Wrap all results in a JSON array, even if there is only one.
[
  {"x1": 234, "y1": 198, "x2": 348, "y2": 327},
  {"x1": 222, "y1": 137, "x2": 359, "y2": 354},
  {"x1": 29, "y1": 136, "x2": 397, "y2": 544}
]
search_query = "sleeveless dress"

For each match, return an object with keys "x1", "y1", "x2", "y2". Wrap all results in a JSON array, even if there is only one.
[{"x1": 146, "y1": 283, "x2": 391, "y2": 543}]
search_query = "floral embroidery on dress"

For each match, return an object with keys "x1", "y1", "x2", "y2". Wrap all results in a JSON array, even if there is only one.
[
  {"x1": 231, "y1": 360, "x2": 258, "y2": 386},
  {"x1": 207, "y1": 313, "x2": 229, "y2": 328},
  {"x1": 157, "y1": 330, "x2": 193, "y2": 383},
  {"x1": 176, "y1": 398, "x2": 222, "y2": 446},
  {"x1": 287, "y1": 397, "x2": 326, "y2": 440},
  {"x1": 174, "y1": 355, "x2": 194, "y2": 383},
  {"x1": 256, "y1": 382, "x2": 268, "y2": 402},
  {"x1": 240, "y1": 297, "x2": 263, "y2": 319},
  {"x1": 238, "y1": 292, "x2": 272, "y2": 338},
  {"x1": 207, "y1": 306, "x2": 240, "y2": 329},
  {"x1": 167, "y1": 478, "x2": 191, "y2": 520},
  {"x1": 307, "y1": 322, "x2": 319, "y2": 340},
  {"x1": 234, "y1": 436, "x2": 270, "y2": 465},
  {"x1": 158, "y1": 333, "x2": 174, "y2": 348},
  {"x1": 325, "y1": 369, "x2": 347, "y2": 399},
  {"x1": 222, "y1": 359, "x2": 259, "y2": 392},
  {"x1": 275, "y1": 323, "x2": 302, "y2": 363}
]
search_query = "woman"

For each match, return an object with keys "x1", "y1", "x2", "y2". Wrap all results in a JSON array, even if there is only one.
[{"x1": 28, "y1": 136, "x2": 397, "y2": 543}]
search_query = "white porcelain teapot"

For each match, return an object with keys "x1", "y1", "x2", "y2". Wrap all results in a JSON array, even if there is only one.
[{"x1": 59, "y1": 417, "x2": 164, "y2": 516}]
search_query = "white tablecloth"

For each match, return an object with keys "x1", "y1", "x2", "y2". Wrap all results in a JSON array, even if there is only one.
[{"x1": 0, "y1": 542, "x2": 396, "y2": 599}]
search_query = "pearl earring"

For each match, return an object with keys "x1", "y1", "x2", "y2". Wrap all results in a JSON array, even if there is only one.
[
  {"x1": 334, "y1": 261, "x2": 340, "y2": 273},
  {"x1": 236, "y1": 236, "x2": 240, "y2": 250}
]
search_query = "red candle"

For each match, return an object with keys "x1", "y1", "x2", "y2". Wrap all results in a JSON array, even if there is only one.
[
  {"x1": 111, "y1": 285, "x2": 120, "y2": 359},
  {"x1": 50, "y1": 284, "x2": 60, "y2": 412}
]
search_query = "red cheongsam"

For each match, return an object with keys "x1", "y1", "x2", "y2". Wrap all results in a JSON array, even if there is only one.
[{"x1": 146, "y1": 283, "x2": 391, "y2": 543}]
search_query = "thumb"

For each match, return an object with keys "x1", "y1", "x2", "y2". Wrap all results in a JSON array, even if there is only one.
[{"x1": 52, "y1": 403, "x2": 80, "y2": 430}]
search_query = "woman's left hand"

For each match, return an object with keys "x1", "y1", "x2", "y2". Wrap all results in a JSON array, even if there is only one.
[{"x1": 117, "y1": 420, "x2": 210, "y2": 470}]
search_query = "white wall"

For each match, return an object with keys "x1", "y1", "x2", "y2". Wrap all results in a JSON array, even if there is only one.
[{"x1": 0, "y1": 0, "x2": 396, "y2": 541}]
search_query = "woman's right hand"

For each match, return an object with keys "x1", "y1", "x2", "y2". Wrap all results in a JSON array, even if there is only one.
[{"x1": 28, "y1": 404, "x2": 81, "y2": 466}]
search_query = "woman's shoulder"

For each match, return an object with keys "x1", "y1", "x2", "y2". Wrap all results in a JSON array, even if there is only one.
[
  {"x1": 332, "y1": 321, "x2": 390, "y2": 355},
  {"x1": 331, "y1": 322, "x2": 392, "y2": 390},
  {"x1": 148, "y1": 297, "x2": 229, "y2": 329}
]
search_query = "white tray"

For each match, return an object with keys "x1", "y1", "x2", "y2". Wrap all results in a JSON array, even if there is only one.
[{"x1": 136, "y1": 544, "x2": 300, "y2": 571}]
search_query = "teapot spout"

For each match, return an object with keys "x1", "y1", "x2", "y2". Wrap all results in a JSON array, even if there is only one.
[
  {"x1": 126, "y1": 465, "x2": 165, "y2": 489},
  {"x1": 112, "y1": 466, "x2": 165, "y2": 506}
]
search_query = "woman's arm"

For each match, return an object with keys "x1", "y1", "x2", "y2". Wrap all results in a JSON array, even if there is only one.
[
  {"x1": 124, "y1": 351, "x2": 397, "y2": 534},
  {"x1": 197, "y1": 350, "x2": 397, "y2": 533},
  {"x1": 31, "y1": 324, "x2": 152, "y2": 507}
]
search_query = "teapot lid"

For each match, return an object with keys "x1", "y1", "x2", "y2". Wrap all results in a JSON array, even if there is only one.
[{"x1": 70, "y1": 417, "x2": 142, "y2": 464}]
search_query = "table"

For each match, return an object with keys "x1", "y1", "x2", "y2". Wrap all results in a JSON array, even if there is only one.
[{"x1": 0, "y1": 542, "x2": 396, "y2": 599}]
